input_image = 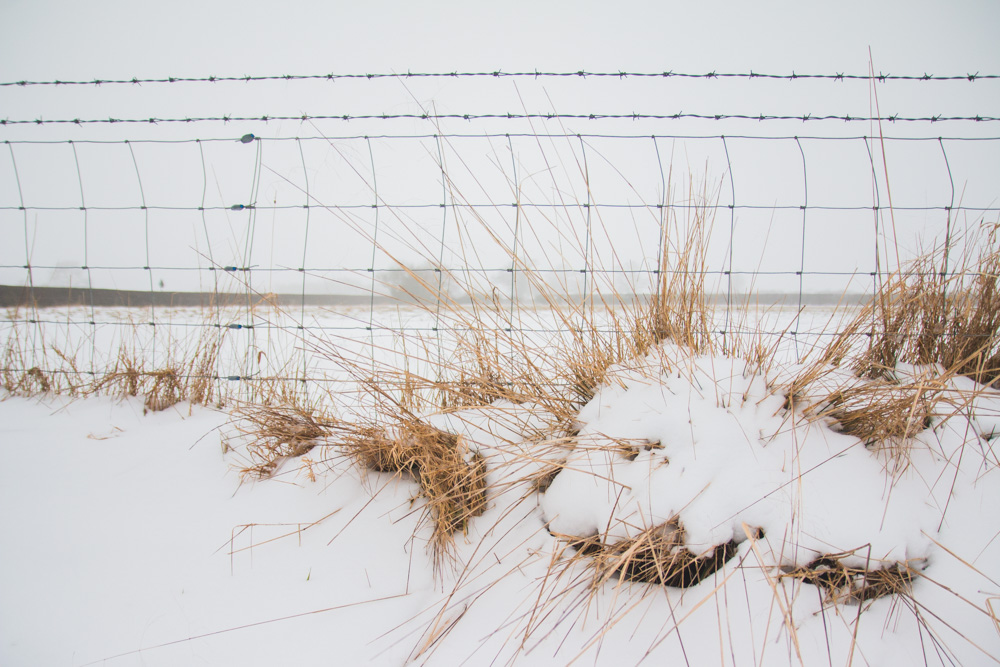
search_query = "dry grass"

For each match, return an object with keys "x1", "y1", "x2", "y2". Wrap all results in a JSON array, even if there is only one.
[
  {"x1": 540, "y1": 182, "x2": 719, "y2": 405},
  {"x1": 856, "y1": 235, "x2": 1000, "y2": 386},
  {"x1": 642, "y1": 180, "x2": 717, "y2": 357},
  {"x1": 436, "y1": 321, "x2": 565, "y2": 416},
  {"x1": 230, "y1": 403, "x2": 332, "y2": 478},
  {"x1": 783, "y1": 231, "x2": 1000, "y2": 463},
  {"x1": 90, "y1": 329, "x2": 223, "y2": 413},
  {"x1": 781, "y1": 552, "x2": 916, "y2": 605},
  {"x1": 819, "y1": 380, "x2": 937, "y2": 444},
  {"x1": 340, "y1": 417, "x2": 488, "y2": 573},
  {"x1": 2, "y1": 319, "x2": 62, "y2": 395},
  {"x1": 554, "y1": 518, "x2": 752, "y2": 589},
  {"x1": 343, "y1": 423, "x2": 419, "y2": 474},
  {"x1": 0, "y1": 307, "x2": 307, "y2": 411}
]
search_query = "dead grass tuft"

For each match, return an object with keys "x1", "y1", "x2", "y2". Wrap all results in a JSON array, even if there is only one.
[
  {"x1": 781, "y1": 552, "x2": 916, "y2": 604},
  {"x1": 91, "y1": 346, "x2": 144, "y2": 398},
  {"x1": 856, "y1": 240, "x2": 1000, "y2": 386},
  {"x1": 342, "y1": 418, "x2": 488, "y2": 570},
  {"x1": 90, "y1": 336, "x2": 223, "y2": 413},
  {"x1": 643, "y1": 187, "x2": 716, "y2": 356},
  {"x1": 2, "y1": 309, "x2": 232, "y2": 407},
  {"x1": 343, "y1": 424, "x2": 419, "y2": 474},
  {"x1": 143, "y1": 368, "x2": 183, "y2": 413},
  {"x1": 233, "y1": 403, "x2": 332, "y2": 478},
  {"x1": 555, "y1": 519, "x2": 754, "y2": 589},
  {"x1": 530, "y1": 460, "x2": 565, "y2": 493},
  {"x1": 786, "y1": 230, "x2": 1000, "y2": 463},
  {"x1": 818, "y1": 380, "x2": 938, "y2": 453},
  {"x1": 439, "y1": 329, "x2": 510, "y2": 410},
  {"x1": 23, "y1": 366, "x2": 52, "y2": 394},
  {"x1": 2, "y1": 324, "x2": 63, "y2": 395}
]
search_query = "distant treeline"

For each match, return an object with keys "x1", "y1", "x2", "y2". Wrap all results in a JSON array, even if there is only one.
[
  {"x1": 0, "y1": 285, "x2": 378, "y2": 309},
  {"x1": 0, "y1": 284, "x2": 868, "y2": 310}
]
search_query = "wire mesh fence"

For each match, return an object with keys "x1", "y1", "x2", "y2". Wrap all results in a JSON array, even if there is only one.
[{"x1": 1, "y1": 69, "x2": 998, "y2": 405}]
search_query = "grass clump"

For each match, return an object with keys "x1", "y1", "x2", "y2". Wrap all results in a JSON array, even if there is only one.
[
  {"x1": 341, "y1": 418, "x2": 488, "y2": 572},
  {"x1": 231, "y1": 403, "x2": 332, "y2": 478},
  {"x1": 782, "y1": 552, "x2": 916, "y2": 604},
  {"x1": 1, "y1": 322, "x2": 76, "y2": 395},
  {"x1": 3, "y1": 312, "x2": 227, "y2": 410},
  {"x1": 818, "y1": 380, "x2": 937, "y2": 446},
  {"x1": 785, "y1": 230, "x2": 1000, "y2": 463},
  {"x1": 343, "y1": 424, "x2": 419, "y2": 474},
  {"x1": 642, "y1": 185, "x2": 716, "y2": 357},
  {"x1": 551, "y1": 519, "x2": 758, "y2": 590},
  {"x1": 5, "y1": 365, "x2": 53, "y2": 395},
  {"x1": 90, "y1": 331, "x2": 222, "y2": 413},
  {"x1": 593, "y1": 519, "x2": 744, "y2": 588},
  {"x1": 856, "y1": 235, "x2": 1000, "y2": 386}
]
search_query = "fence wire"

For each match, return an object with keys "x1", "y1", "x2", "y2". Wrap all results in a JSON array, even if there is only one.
[
  {"x1": 3, "y1": 68, "x2": 998, "y2": 87},
  {"x1": 4, "y1": 112, "x2": 999, "y2": 126}
]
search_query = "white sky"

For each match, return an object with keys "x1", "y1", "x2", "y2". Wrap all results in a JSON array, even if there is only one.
[
  {"x1": 1, "y1": 0, "x2": 998, "y2": 296},
  {"x1": 2, "y1": 0, "x2": 999, "y2": 77}
]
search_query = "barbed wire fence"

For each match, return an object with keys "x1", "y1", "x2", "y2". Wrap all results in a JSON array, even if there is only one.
[
  {"x1": 3, "y1": 67, "x2": 998, "y2": 85},
  {"x1": 1, "y1": 69, "x2": 998, "y2": 405}
]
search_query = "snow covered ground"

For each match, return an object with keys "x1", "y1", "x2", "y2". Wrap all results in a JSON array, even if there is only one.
[{"x1": 2, "y1": 306, "x2": 1000, "y2": 666}]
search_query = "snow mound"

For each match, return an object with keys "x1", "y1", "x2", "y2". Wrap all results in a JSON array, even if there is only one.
[{"x1": 541, "y1": 346, "x2": 994, "y2": 574}]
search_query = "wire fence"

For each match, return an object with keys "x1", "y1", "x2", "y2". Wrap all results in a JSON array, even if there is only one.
[
  {"x1": 1, "y1": 69, "x2": 998, "y2": 400},
  {"x1": 4, "y1": 68, "x2": 998, "y2": 86}
]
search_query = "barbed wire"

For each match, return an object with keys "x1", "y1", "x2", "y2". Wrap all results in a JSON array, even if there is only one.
[
  {"x1": 2, "y1": 69, "x2": 998, "y2": 88},
  {"x1": 3, "y1": 112, "x2": 998, "y2": 126}
]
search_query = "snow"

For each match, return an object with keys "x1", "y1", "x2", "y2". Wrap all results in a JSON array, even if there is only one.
[
  {"x1": 542, "y1": 348, "x2": 941, "y2": 567},
  {"x1": 2, "y1": 340, "x2": 1000, "y2": 665}
]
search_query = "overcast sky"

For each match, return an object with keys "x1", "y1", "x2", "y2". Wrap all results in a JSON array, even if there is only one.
[
  {"x1": 1, "y1": 0, "x2": 998, "y2": 297},
  {"x1": 2, "y1": 0, "x2": 999, "y2": 77}
]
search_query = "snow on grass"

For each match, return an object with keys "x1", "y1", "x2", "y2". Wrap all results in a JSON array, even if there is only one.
[
  {"x1": 2, "y1": 336, "x2": 999, "y2": 665},
  {"x1": 544, "y1": 347, "x2": 937, "y2": 566}
]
